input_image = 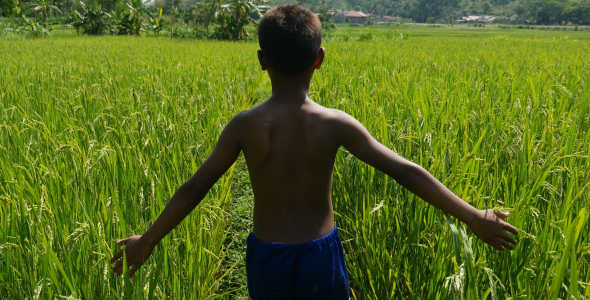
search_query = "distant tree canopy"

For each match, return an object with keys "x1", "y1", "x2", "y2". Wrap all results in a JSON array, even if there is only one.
[
  {"x1": 2, "y1": 0, "x2": 21, "y2": 17},
  {"x1": 1, "y1": 0, "x2": 588, "y2": 25},
  {"x1": 266, "y1": 0, "x2": 590, "y2": 25}
]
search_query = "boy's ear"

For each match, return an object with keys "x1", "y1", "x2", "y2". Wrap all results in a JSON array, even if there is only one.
[
  {"x1": 257, "y1": 50, "x2": 269, "y2": 71},
  {"x1": 314, "y1": 47, "x2": 325, "y2": 70}
]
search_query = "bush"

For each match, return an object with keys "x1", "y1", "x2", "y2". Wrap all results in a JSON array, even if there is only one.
[
  {"x1": 110, "y1": 0, "x2": 145, "y2": 36},
  {"x1": 192, "y1": 0, "x2": 266, "y2": 41},
  {"x1": 358, "y1": 31, "x2": 373, "y2": 41},
  {"x1": 384, "y1": 29, "x2": 410, "y2": 40},
  {"x1": 20, "y1": 16, "x2": 52, "y2": 37},
  {"x1": 73, "y1": 2, "x2": 111, "y2": 35},
  {"x1": 168, "y1": 25, "x2": 197, "y2": 38}
]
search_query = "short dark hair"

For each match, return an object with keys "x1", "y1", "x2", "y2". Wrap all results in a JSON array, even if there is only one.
[{"x1": 258, "y1": 5, "x2": 322, "y2": 76}]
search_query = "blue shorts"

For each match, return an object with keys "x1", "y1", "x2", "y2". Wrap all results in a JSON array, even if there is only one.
[{"x1": 246, "y1": 225, "x2": 350, "y2": 300}]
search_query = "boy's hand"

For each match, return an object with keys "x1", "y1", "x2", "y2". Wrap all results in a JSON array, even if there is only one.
[
  {"x1": 467, "y1": 209, "x2": 519, "y2": 251},
  {"x1": 110, "y1": 235, "x2": 155, "y2": 277}
]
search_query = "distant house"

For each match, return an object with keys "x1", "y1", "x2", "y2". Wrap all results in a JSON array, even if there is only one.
[
  {"x1": 505, "y1": 14, "x2": 520, "y2": 24},
  {"x1": 508, "y1": 14, "x2": 519, "y2": 21},
  {"x1": 345, "y1": 11, "x2": 373, "y2": 24},
  {"x1": 382, "y1": 16, "x2": 397, "y2": 23},
  {"x1": 457, "y1": 15, "x2": 495, "y2": 23}
]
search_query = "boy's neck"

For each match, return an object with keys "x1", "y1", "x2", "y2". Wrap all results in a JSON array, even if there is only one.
[{"x1": 268, "y1": 69, "x2": 314, "y2": 104}]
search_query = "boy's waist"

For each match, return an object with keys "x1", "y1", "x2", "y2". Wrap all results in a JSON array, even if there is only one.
[
  {"x1": 248, "y1": 225, "x2": 340, "y2": 248},
  {"x1": 251, "y1": 217, "x2": 336, "y2": 245}
]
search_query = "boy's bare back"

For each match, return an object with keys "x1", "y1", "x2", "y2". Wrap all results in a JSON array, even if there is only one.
[{"x1": 235, "y1": 97, "x2": 344, "y2": 243}]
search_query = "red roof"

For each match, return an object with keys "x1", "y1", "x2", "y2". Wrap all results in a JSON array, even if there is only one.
[{"x1": 345, "y1": 11, "x2": 372, "y2": 18}]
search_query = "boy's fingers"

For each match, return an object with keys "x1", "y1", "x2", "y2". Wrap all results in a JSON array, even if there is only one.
[
  {"x1": 112, "y1": 259, "x2": 124, "y2": 274},
  {"x1": 494, "y1": 210, "x2": 510, "y2": 219},
  {"x1": 489, "y1": 241, "x2": 505, "y2": 251},
  {"x1": 129, "y1": 264, "x2": 141, "y2": 278},
  {"x1": 499, "y1": 231, "x2": 518, "y2": 245},
  {"x1": 110, "y1": 249, "x2": 124, "y2": 264},
  {"x1": 113, "y1": 265, "x2": 122, "y2": 276},
  {"x1": 117, "y1": 237, "x2": 131, "y2": 246},
  {"x1": 502, "y1": 221, "x2": 519, "y2": 235},
  {"x1": 495, "y1": 238, "x2": 515, "y2": 250}
]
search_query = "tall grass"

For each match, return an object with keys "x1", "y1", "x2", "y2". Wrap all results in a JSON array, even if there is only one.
[
  {"x1": 323, "y1": 35, "x2": 590, "y2": 299},
  {"x1": 1, "y1": 31, "x2": 589, "y2": 299}
]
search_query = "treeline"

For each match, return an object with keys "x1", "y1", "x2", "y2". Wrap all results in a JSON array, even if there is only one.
[
  {"x1": 0, "y1": 0, "x2": 272, "y2": 39},
  {"x1": 269, "y1": 0, "x2": 590, "y2": 25},
  {"x1": 1, "y1": 0, "x2": 589, "y2": 33}
]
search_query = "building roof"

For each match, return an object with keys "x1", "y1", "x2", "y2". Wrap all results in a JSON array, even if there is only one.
[
  {"x1": 383, "y1": 16, "x2": 396, "y2": 21},
  {"x1": 457, "y1": 15, "x2": 495, "y2": 22},
  {"x1": 345, "y1": 11, "x2": 372, "y2": 18}
]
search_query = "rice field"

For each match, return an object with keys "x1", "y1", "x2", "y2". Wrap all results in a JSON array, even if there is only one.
[{"x1": 1, "y1": 27, "x2": 590, "y2": 299}]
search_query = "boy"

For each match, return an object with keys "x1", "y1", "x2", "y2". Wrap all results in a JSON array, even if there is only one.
[{"x1": 110, "y1": 5, "x2": 519, "y2": 299}]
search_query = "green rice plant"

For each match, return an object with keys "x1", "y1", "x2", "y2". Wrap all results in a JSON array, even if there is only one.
[{"x1": 358, "y1": 31, "x2": 373, "y2": 41}]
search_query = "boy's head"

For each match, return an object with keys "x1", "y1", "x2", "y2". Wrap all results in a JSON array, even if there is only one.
[{"x1": 258, "y1": 5, "x2": 323, "y2": 76}]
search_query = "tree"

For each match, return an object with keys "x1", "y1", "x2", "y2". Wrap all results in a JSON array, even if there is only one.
[
  {"x1": 96, "y1": 0, "x2": 118, "y2": 12},
  {"x1": 566, "y1": 1, "x2": 590, "y2": 25},
  {"x1": 53, "y1": 0, "x2": 76, "y2": 16},
  {"x1": 481, "y1": 1, "x2": 492, "y2": 15},
  {"x1": 21, "y1": 14, "x2": 54, "y2": 35},
  {"x1": 111, "y1": 0, "x2": 147, "y2": 35},
  {"x1": 161, "y1": 0, "x2": 184, "y2": 13},
  {"x1": 29, "y1": 0, "x2": 62, "y2": 23},
  {"x1": 2, "y1": 0, "x2": 21, "y2": 18},
  {"x1": 73, "y1": 1, "x2": 111, "y2": 35},
  {"x1": 146, "y1": 8, "x2": 166, "y2": 36},
  {"x1": 522, "y1": 0, "x2": 569, "y2": 25},
  {"x1": 193, "y1": 0, "x2": 267, "y2": 40},
  {"x1": 315, "y1": 0, "x2": 335, "y2": 30},
  {"x1": 410, "y1": 0, "x2": 459, "y2": 23}
]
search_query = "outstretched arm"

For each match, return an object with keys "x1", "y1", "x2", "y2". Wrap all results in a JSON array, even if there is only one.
[
  {"x1": 336, "y1": 112, "x2": 518, "y2": 251},
  {"x1": 110, "y1": 114, "x2": 243, "y2": 277}
]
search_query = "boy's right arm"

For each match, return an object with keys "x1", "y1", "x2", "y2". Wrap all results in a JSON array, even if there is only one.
[
  {"x1": 336, "y1": 112, "x2": 518, "y2": 251},
  {"x1": 109, "y1": 113, "x2": 244, "y2": 277}
]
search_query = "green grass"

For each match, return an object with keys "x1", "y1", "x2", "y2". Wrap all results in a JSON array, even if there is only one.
[{"x1": 1, "y1": 28, "x2": 589, "y2": 299}]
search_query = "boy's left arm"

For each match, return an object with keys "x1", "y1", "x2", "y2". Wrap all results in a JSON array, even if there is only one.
[
  {"x1": 336, "y1": 112, "x2": 519, "y2": 252},
  {"x1": 110, "y1": 114, "x2": 244, "y2": 277}
]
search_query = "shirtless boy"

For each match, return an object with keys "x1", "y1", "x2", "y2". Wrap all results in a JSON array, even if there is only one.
[{"x1": 110, "y1": 5, "x2": 519, "y2": 299}]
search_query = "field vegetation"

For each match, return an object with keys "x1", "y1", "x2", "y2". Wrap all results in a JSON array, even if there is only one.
[{"x1": 1, "y1": 27, "x2": 589, "y2": 299}]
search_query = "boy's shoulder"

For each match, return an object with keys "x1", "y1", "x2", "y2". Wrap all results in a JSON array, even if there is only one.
[
  {"x1": 222, "y1": 100, "x2": 366, "y2": 150},
  {"x1": 224, "y1": 100, "x2": 362, "y2": 145},
  {"x1": 232, "y1": 100, "x2": 355, "y2": 125}
]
